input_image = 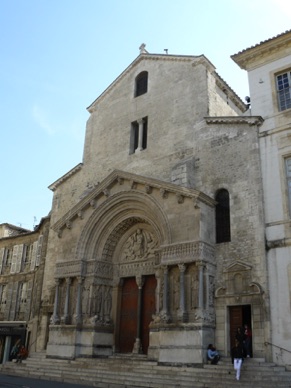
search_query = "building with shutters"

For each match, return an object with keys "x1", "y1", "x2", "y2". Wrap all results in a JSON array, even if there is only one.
[{"x1": 0, "y1": 219, "x2": 49, "y2": 362}]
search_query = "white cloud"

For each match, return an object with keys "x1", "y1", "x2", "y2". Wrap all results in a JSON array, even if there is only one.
[{"x1": 32, "y1": 104, "x2": 56, "y2": 135}]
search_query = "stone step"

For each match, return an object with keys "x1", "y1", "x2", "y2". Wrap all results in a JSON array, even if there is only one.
[{"x1": 1, "y1": 354, "x2": 291, "y2": 388}]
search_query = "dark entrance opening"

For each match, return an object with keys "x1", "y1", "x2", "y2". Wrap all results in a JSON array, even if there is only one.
[{"x1": 229, "y1": 305, "x2": 252, "y2": 357}]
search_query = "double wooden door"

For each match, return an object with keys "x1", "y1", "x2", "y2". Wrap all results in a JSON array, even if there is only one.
[{"x1": 118, "y1": 275, "x2": 156, "y2": 354}]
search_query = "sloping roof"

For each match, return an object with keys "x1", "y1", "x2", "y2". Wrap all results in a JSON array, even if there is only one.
[
  {"x1": 231, "y1": 29, "x2": 291, "y2": 69},
  {"x1": 87, "y1": 51, "x2": 246, "y2": 113},
  {"x1": 48, "y1": 163, "x2": 83, "y2": 191},
  {"x1": 86, "y1": 52, "x2": 210, "y2": 113}
]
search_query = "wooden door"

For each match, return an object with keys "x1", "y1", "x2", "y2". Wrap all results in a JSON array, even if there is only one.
[
  {"x1": 118, "y1": 277, "x2": 138, "y2": 353},
  {"x1": 229, "y1": 306, "x2": 243, "y2": 350},
  {"x1": 141, "y1": 275, "x2": 156, "y2": 354},
  {"x1": 229, "y1": 305, "x2": 252, "y2": 351}
]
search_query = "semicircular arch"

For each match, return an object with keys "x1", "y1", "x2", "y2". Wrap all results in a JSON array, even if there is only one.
[{"x1": 76, "y1": 190, "x2": 171, "y2": 263}]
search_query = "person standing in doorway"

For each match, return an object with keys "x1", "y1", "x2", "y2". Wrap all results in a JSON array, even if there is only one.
[
  {"x1": 232, "y1": 339, "x2": 244, "y2": 381},
  {"x1": 243, "y1": 324, "x2": 252, "y2": 357}
]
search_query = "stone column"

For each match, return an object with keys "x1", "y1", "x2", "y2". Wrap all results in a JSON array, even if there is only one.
[
  {"x1": 198, "y1": 262, "x2": 204, "y2": 309},
  {"x1": 50, "y1": 279, "x2": 61, "y2": 325},
  {"x1": 159, "y1": 265, "x2": 171, "y2": 322},
  {"x1": 133, "y1": 275, "x2": 144, "y2": 354},
  {"x1": 137, "y1": 119, "x2": 145, "y2": 151},
  {"x1": 178, "y1": 264, "x2": 187, "y2": 321},
  {"x1": 205, "y1": 266, "x2": 210, "y2": 309},
  {"x1": 75, "y1": 277, "x2": 84, "y2": 327},
  {"x1": 62, "y1": 277, "x2": 72, "y2": 324},
  {"x1": 155, "y1": 269, "x2": 162, "y2": 314}
]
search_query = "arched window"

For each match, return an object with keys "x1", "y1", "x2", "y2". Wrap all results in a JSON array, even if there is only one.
[
  {"x1": 215, "y1": 189, "x2": 231, "y2": 243},
  {"x1": 135, "y1": 71, "x2": 148, "y2": 97}
]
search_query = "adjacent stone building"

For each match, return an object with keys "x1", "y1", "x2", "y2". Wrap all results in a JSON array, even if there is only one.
[
  {"x1": 0, "y1": 219, "x2": 49, "y2": 362},
  {"x1": 1, "y1": 31, "x2": 291, "y2": 366},
  {"x1": 232, "y1": 29, "x2": 291, "y2": 366}
]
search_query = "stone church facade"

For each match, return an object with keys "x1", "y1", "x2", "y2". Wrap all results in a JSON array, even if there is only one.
[
  {"x1": 2, "y1": 31, "x2": 291, "y2": 366},
  {"x1": 38, "y1": 46, "x2": 268, "y2": 364}
]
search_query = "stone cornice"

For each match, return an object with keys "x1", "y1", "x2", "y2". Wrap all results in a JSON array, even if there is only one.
[
  {"x1": 48, "y1": 163, "x2": 83, "y2": 191},
  {"x1": 51, "y1": 169, "x2": 216, "y2": 235},
  {"x1": 231, "y1": 30, "x2": 291, "y2": 70},
  {"x1": 205, "y1": 116, "x2": 264, "y2": 126}
]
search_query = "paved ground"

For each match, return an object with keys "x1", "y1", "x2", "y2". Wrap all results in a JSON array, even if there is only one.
[{"x1": 0, "y1": 374, "x2": 91, "y2": 388}]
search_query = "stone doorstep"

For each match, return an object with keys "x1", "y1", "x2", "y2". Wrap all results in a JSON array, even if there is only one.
[
  {"x1": 9, "y1": 360, "x2": 291, "y2": 380},
  {"x1": 2, "y1": 357, "x2": 291, "y2": 388}
]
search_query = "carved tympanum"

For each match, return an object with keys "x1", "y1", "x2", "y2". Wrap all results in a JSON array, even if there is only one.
[{"x1": 121, "y1": 229, "x2": 158, "y2": 262}]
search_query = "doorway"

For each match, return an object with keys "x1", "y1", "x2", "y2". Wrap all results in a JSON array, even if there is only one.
[
  {"x1": 229, "y1": 305, "x2": 252, "y2": 356},
  {"x1": 118, "y1": 275, "x2": 156, "y2": 354}
]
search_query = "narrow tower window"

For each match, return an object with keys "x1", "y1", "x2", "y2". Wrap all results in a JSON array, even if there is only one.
[
  {"x1": 129, "y1": 117, "x2": 148, "y2": 154},
  {"x1": 215, "y1": 189, "x2": 231, "y2": 243},
  {"x1": 135, "y1": 71, "x2": 148, "y2": 97}
]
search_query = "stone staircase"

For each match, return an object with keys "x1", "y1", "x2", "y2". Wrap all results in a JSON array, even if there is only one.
[{"x1": 0, "y1": 353, "x2": 291, "y2": 388}]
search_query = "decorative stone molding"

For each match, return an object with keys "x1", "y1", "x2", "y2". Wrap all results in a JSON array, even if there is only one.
[
  {"x1": 130, "y1": 180, "x2": 137, "y2": 189},
  {"x1": 55, "y1": 261, "x2": 83, "y2": 278},
  {"x1": 92, "y1": 261, "x2": 113, "y2": 279},
  {"x1": 90, "y1": 199, "x2": 97, "y2": 209},
  {"x1": 145, "y1": 185, "x2": 152, "y2": 194},
  {"x1": 160, "y1": 188, "x2": 168, "y2": 198},
  {"x1": 193, "y1": 198, "x2": 200, "y2": 209},
  {"x1": 103, "y1": 189, "x2": 110, "y2": 197},
  {"x1": 118, "y1": 259, "x2": 156, "y2": 278},
  {"x1": 51, "y1": 169, "x2": 215, "y2": 235},
  {"x1": 159, "y1": 241, "x2": 215, "y2": 265},
  {"x1": 266, "y1": 238, "x2": 286, "y2": 250},
  {"x1": 205, "y1": 116, "x2": 264, "y2": 127},
  {"x1": 176, "y1": 194, "x2": 184, "y2": 204}
]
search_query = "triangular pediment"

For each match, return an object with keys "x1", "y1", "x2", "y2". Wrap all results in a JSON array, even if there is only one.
[
  {"x1": 87, "y1": 53, "x2": 215, "y2": 113},
  {"x1": 224, "y1": 261, "x2": 252, "y2": 273},
  {"x1": 51, "y1": 169, "x2": 215, "y2": 235}
]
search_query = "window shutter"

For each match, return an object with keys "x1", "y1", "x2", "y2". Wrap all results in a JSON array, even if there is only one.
[
  {"x1": 0, "y1": 248, "x2": 4, "y2": 274},
  {"x1": 10, "y1": 245, "x2": 19, "y2": 273},
  {"x1": 30, "y1": 241, "x2": 38, "y2": 271},
  {"x1": 35, "y1": 235, "x2": 43, "y2": 267},
  {"x1": 5, "y1": 284, "x2": 13, "y2": 320},
  {"x1": 26, "y1": 280, "x2": 33, "y2": 320},
  {"x1": 15, "y1": 244, "x2": 24, "y2": 273}
]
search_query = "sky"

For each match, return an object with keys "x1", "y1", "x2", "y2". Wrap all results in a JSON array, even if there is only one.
[{"x1": 1, "y1": 0, "x2": 291, "y2": 230}]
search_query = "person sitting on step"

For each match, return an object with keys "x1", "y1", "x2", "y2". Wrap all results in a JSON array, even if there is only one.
[{"x1": 207, "y1": 344, "x2": 220, "y2": 365}]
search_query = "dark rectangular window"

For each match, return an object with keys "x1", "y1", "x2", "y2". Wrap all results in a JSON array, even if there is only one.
[{"x1": 129, "y1": 117, "x2": 148, "y2": 154}]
